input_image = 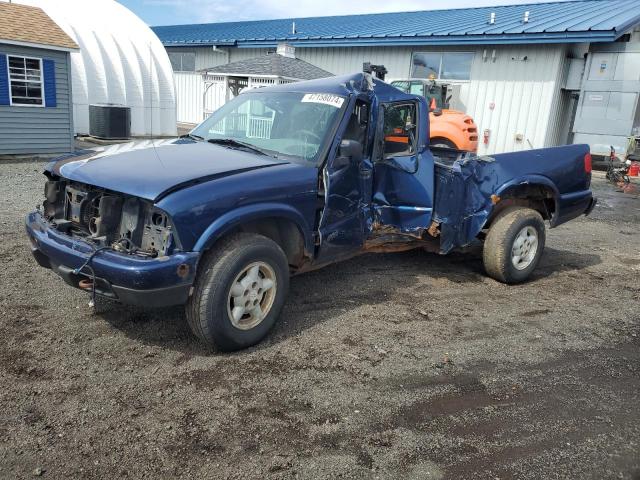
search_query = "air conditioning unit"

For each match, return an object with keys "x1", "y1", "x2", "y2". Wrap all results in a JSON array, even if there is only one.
[{"x1": 89, "y1": 104, "x2": 131, "y2": 140}]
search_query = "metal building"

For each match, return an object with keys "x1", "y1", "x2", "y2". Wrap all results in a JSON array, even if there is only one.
[
  {"x1": 153, "y1": 0, "x2": 640, "y2": 157},
  {"x1": 0, "y1": 2, "x2": 77, "y2": 155},
  {"x1": 572, "y1": 40, "x2": 640, "y2": 159}
]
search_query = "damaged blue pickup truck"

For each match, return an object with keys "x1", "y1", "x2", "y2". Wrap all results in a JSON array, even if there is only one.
[{"x1": 26, "y1": 71, "x2": 596, "y2": 350}]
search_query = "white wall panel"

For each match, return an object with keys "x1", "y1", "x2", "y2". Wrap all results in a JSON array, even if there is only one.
[
  {"x1": 181, "y1": 43, "x2": 568, "y2": 154},
  {"x1": 175, "y1": 72, "x2": 225, "y2": 124},
  {"x1": 174, "y1": 72, "x2": 205, "y2": 124},
  {"x1": 229, "y1": 48, "x2": 269, "y2": 63},
  {"x1": 463, "y1": 45, "x2": 566, "y2": 154}
]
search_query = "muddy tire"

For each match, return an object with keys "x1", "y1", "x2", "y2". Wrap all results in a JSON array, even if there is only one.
[
  {"x1": 483, "y1": 207, "x2": 546, "y2": 284},
  {"x1": 186, "y1": 233, "x2": 289, "y2": 351}
]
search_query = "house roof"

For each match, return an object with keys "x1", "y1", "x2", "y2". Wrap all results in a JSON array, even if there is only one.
[
  {"x1": 152, "y1": 0, "x2": 640, "y2": 48},
  {"x1": 202, "y1": 53, "x2": 333, "y2": 80},
  {"x1": 0, "y1": 2, "x2": 78, "y2": 51}
]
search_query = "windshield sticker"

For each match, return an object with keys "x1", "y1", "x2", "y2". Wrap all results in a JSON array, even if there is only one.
[{"x1": 301, "y1": 93, "x2": 345, "y2": 108}]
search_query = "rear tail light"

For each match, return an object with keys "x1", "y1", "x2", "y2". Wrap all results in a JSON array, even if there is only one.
[{"x1": 584, "y1": 153, "x2": 592, "y2": 173}]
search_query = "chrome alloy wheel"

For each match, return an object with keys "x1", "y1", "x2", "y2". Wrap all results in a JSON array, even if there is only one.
[
  {"x1": 511, "y1": 226, "x2": 539, "y2": 271},
  {"x1": 227, "y1": 262, "x2": 277, "y2": 330}
]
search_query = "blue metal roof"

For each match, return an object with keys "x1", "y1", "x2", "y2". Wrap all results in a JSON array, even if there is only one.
[{"x1": 152, "y1": 0, "x2": 640, "y2": 48}]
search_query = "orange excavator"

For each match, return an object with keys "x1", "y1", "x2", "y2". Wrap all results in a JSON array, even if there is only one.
[{"x1": 391, "y1": 79, "x2": 478, "y2": 152}]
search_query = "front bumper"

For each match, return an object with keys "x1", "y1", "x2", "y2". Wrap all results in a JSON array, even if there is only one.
[{"x1": 25, "y1": 211, "x2": 199, "y2": 307}]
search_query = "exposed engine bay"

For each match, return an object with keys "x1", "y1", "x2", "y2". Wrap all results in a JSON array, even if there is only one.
[{"x1": 42, "y1": 178, "x2": 178, "y2": 257}]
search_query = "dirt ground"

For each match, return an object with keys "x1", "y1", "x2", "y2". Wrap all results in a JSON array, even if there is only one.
[{"x1": 1, "y1": 160, "x2": 639, "y2": 479}]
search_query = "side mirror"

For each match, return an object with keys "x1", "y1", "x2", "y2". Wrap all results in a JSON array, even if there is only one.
[
  {"x1": 432, "y1": 108, "x2": 443, "y2": 117},
  {"x1": 341, "y1": 138, "x2": 362, "y2": 154},
  {"x1": 334, "y1": 139, "x2": 363, "y2": 169}
]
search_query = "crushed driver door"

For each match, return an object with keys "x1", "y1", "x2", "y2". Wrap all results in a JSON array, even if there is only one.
[
  {"x1": 370, "y1": 100, "x2": 434, "y2": 237},
  {"x1": 316, "y1": 98, "x2": 373, "y2": 263}
]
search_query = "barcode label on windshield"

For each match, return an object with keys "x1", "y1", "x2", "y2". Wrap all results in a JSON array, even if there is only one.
[{"x1": 301, "y1": 94, "x2": 344, "y2": 108}]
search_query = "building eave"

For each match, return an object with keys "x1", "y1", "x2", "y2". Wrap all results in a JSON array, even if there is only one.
[
  {"x1": 202, "y1": 72, "x2": 283, "y2": 79},
  {"x1": 0, "y1": 38, "x2": 79, "y2": 52},
  {"x1": 161, "y1": 30, "x2": 619, "y2": 49},
  {"x1": 236, "y1": 31, "x2": 618, "y2": 48}
]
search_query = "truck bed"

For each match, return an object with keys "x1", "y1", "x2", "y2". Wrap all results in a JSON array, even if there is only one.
[{"x1": 430, "y1": 143, "x2": 593, "y2": 253}]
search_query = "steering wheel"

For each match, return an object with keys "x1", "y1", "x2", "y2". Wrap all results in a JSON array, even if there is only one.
[{"x1": 293, "y1": 129, "x2": 322, "y2": 144}]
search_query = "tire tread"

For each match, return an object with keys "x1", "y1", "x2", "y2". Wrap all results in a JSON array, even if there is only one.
[
  {"x1": 185, "y1": 233, "x2": 287, "y2": 350},
  {"x1": 483, "y1": 207, "x2": 545, "y2": 284}
]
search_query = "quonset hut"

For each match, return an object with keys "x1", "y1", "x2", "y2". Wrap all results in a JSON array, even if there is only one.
[{"x1": 16, "y1": 0, "x2": 177, "y2": 138}]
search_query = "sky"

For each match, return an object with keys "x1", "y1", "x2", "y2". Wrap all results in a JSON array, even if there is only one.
[{"x1": 118, "y1": 0, "x2": 565, "y2": 26}]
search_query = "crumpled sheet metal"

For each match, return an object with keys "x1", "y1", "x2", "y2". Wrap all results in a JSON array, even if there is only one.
[{"x1": 433, "y1": 156, "x2": 497, "y2": 254}]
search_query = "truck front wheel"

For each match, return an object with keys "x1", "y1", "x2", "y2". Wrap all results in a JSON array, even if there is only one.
[
  {"x1": 483, "y1": 207, "x2": 546, "y2": 284},
  {"x1": 186, "y1": 233, "x2": 289, "y2": 350}
]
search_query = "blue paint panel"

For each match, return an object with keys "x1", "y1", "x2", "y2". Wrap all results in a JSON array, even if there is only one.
[
  {"x1": 371, "y1": 143, "x2": 435, "y2": 234},
  {"x1": 0, "y1": 54, "x2": 9, "y2": 106},
  {"x1": 160, "y1": 167, "x2": 318, "y2": 254},
  {"x1": 52, "y1": 140, "x2": 289, "y2": 202},
  {"x1": 42, "y1": 59, "x2": 56, "y2": 108},
  {"x1": 432, "y1": 143, "x2": 592, "y2": 253},
  {"x1": 151, "y1": 0, "x2": 640, "y2": 47}
]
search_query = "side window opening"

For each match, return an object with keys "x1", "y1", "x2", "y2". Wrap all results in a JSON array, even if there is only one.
[{"x1": 382, "y1": 102, "x2": 417, "y2": 158}]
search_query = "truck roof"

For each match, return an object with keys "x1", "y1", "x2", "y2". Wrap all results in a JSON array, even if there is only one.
[{"x1": 250, "y1": 72, "x2": 418, "y2": 103}]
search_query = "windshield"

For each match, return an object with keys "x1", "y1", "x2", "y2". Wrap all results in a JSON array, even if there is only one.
[{"x1": 191, "y1": 91, "x2": 347, "y2": 166}]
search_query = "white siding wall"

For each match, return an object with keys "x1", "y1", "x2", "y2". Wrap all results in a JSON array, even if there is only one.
[
  {"x1": 174, "y1": 72, "x2": 227, "y2": 123},
  {"x1": 464, "y1": 45, "x2": 567, "y2": 154},
  {"x1": 175, "y1": 72, "x2": 288, "y2": 123},
  {"x1": 170, "y1": 46, "x2": 231, "y2": 71},
  {"x1": 174, "y1": 72, "x2": 206, "y2": 123},
  {"x1": 178, "y1": 44, "x2": 567, "y2": 154}
]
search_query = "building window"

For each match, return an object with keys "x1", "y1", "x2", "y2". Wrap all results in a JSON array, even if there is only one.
[
  {"x1": 8, "y1": 56, "x2": 43, "y2": 106},
  {"x1": 168, "y1": 52, "x2": 196, "y2": 72},
  {"x1": 411, "y1": 52, "x2": 474, "y2": 81}
]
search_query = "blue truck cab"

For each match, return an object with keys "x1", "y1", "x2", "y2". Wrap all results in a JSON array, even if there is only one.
[{"x1": 26, "y1": 71, "x2": 596, "y2": 350}]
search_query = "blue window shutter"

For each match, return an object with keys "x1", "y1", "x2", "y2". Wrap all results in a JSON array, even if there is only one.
[
  {"x1": 0, "y1": 54, "x2": 9, "y2": 106},
  {"x1": 43, "y1": 59, "x2": 56, "y2": 108}
]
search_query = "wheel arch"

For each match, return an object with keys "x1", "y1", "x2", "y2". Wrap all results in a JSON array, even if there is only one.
[
  {"x1": 486, "y1": 176, "x2": 560, "y2": 228},
  {"x1": 193, "y1": 203, "x2": 313, "y2": 270}
]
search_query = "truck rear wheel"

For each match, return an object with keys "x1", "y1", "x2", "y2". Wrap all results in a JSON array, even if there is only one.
[
  {"x1": 186, "y1": 233, "x2": 289, "y2": 351},
  {"x1": 483, "y1": 207, "x2": 546, "y2": 284}
]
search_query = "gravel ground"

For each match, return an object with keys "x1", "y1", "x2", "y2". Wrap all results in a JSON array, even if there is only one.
[{"x1": 1, "y1": 160, "x2": 639, "y2": 479}]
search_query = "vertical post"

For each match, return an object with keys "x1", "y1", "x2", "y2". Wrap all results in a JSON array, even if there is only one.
[{"x1": 66, "y1": 52, "x2": 75, "y2": 151}]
